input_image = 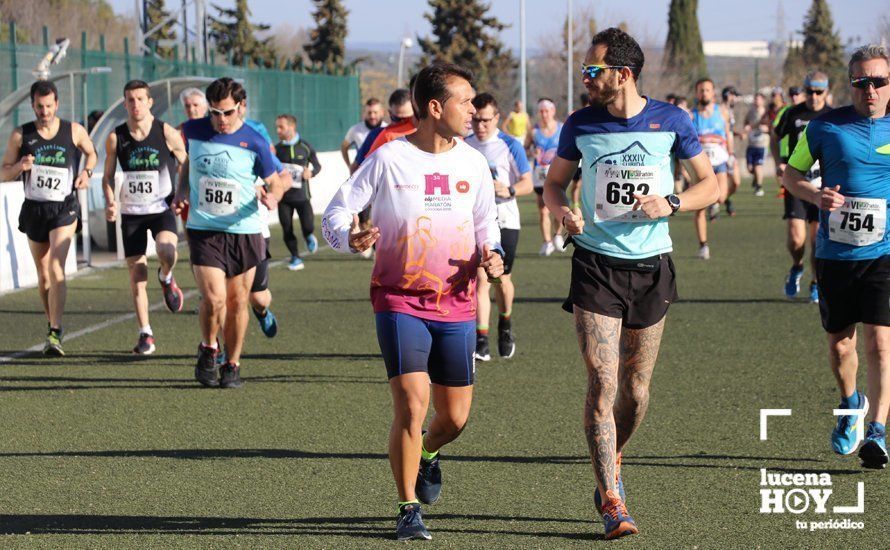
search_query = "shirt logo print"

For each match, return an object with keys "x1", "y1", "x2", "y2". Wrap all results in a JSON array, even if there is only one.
[{"x1": 425, "y1": 173, "x2": 450, "y2": 195}]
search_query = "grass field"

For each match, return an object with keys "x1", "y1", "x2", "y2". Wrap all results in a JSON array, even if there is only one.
[{"x1": 0, "y1": 181, "x2": 886, "y2": 548}]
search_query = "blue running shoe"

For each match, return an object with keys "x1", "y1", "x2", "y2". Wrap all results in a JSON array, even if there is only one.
[
  {"x1": 809, "y1": 282, "x2": 819, "y2": 303},
  {"x1": 288, "y1": 256, "x2": 305, "y2": 271},
  {"x1": 858, "y1": 422, "x2": 888, "y2": 469},
  {"x1": 416, "y1": 455, "x2": 442, "y2": 505},
  {"x1": 253, "y1": 307, "x2": 278, "y2": 338},
  {"x1": 594, "y1": 452, "x2": 626, "y2": 513},
  {"x1": 831, "y1": 391, "x2": 869, "y2": 455},
  {"x1": 396, "y1": 503, "x2": 432, "y2": 541},
  {"x1": 601, "y1": 490, "x2": 639, "y2": 540},
  {"x1": 784, "y1": 265, "x2": 804, "y2": 298},
  {"x1": 306, "y1": 234, "x2": 318, "y2": 254}
]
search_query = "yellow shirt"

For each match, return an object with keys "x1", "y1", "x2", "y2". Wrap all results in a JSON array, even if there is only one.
[{"x1": 504, "y1": 111, "x2": 529, "y2": 139}]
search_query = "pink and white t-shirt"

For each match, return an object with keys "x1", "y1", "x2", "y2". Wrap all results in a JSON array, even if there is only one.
[{"x1": 322, "y1": 137, "x2": 501, "y2": 322}]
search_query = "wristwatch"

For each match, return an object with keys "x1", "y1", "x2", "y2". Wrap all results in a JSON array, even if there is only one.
[
  {"x1": 508, "y1": 186, "x2": 516, "y2": 198},
  {"x1": 665, "y1": 194, "x2": 681, "y2": 216},
  {"x1": 84, "y1": 168, "x2": 93, "y2": 178}
]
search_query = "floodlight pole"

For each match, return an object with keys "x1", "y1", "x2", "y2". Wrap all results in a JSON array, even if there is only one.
[
  {"x1": 520, "y1": 0, "x2": 527, "y2": 109},
  {"x1": 567, "y1": 0, "x2": 573, "y2": 113}
]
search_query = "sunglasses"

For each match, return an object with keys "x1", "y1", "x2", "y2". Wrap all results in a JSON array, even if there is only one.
[
  {"x1": 209, "y1": 106, "x2": 238, "y2": 117},
  {"x1": 472, "y1": 116, "x2": 495, "y2": 124},
  {"x1": 850, "y1": 76, "x2": 890, "y2": 90},
  {"x1": 579, "y1": 63, "x2": 633, "y2": 80},
  {"x1": 805, "y1": 88, "x2": 826, "y2": 95}
]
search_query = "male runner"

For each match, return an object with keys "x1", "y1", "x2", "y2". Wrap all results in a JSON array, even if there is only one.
[
  {"x1": 173, "y1": 78, "x2": 285, "y2": 389},
  {"x1": 274, "y1": 114, "x2": 321, "y2": 270},
  {"x1": 0, "y1": 80, "x2": 97, "y2": 356},
  {"x1": 323, "y1": 62, "x2": 503, "y2": 541},
  {"x1": 525, "y1": 98, "x2": 563, "y2": 255},
  {"x1": 774, "y1": 71, "x2": 832, "y2": 303},
  {"x1": 180, "y1": 87, "x2": 208, "y2": 122},
  {"x1": 720, "y1": 86, "x2": 741, "y2": 214},
  {"x1": 543, "y1": 28, "x2": 718, "y2": 538},
  {"x1": 102, "y1": 80, "x2": 187, "y2": 354},
  {"x1": 501, "y1": 99, "x2": 529, "y2": 141},
  {"x1": 743, "y1": 92, "x2": 769, "y2": 196},
  {"x1": 340, "y1": 98, "x2": 386, "y2": 168},
  {"x1": 770, "y1": 86, "x2": 805, "y2": 183},
  {"x1": 465, "y1": 92, "x2": 533, "y2": 361},
  {"x1": 783, "y1": 45, "x2": 890, "y2": 469},
  {"x1": 691, "y1": 78, "x2": 731, "y2": 260}
]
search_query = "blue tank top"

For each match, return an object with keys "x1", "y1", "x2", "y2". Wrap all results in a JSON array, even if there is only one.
[
  {"x1": 532, "y1": 122, "x2": 563, "y2": 166},
  {"x1": 692, "y1": 106, "x2": 726, "y2": 139}
]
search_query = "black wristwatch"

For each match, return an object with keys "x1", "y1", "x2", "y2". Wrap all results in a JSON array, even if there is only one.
[
  {"x1": 665, "y1": 194, "x2": 681, "y2": 216},
  {"x1": 84, "y1": 168, "x2": 93, "y2": 178},
  {"x1": 508, "y1": 186, "x2": 516, "y2": 198}
]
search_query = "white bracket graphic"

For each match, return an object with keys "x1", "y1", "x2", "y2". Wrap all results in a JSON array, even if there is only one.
[
  {"x1": 760, "y1": 409, "x2": 792, "y2": 440},
  {"x1": 833, "y1": 482, "x2": 865, "y2": 514}
]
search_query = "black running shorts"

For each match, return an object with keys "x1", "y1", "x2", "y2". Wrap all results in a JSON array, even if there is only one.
[
  {"x1": 562, "y1": 246, "x2": 677, "y2": 329},
  {"x1": 500, "y1": 228, "x2": 520, "y2": 275},
  {"x1": 187, "y1": 229, "x2": 264, "y2": 278},
  {"x1": 18, "y1": 195, "x2": 80, "y2": 243},
  {"x1": 816, "y1": 256, "x2": 890, "y2": 333},
  {"x1": 121, "y1": 209, "x2": 178, "y2": 258},
  {"x1": 783, "y1": 190, "x2": 820, "y2": 222}
]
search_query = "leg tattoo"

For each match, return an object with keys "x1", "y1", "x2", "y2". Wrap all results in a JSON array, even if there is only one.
[{"x1": 615, "y1": 318, "x2": 665, "y2": 452}]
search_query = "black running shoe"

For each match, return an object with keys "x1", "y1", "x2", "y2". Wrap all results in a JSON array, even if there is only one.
[
  {"x1": 497, "y1": 316, "x2": 516, "y2": 359},
  {"x1": 396, "y1": 503, "x2": 432, "y2": 541},
  {"x1": 474, "y1": 334, "x2": 491, "y2": 362},
  {"x1": 416, "y1": 455, "x2": 442, "y2": 505},
  {"x1": 725, "y1": 199, "x2": 736, "y2": 217},
  {"x1": 219, "y1": 362, "x2": 244, "y2": 389},
  {"x1": 133, "y1": 332, "x2": 156, "y2": 355},
  {"x1": 195, "y1": 344, "x2": 219, "y2": 387}
]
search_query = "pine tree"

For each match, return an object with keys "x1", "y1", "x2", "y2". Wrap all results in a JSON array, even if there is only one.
[
  {"x1": 799, "y1": 0, "x2": 845, "y2": 94},
  {"x1": 664, "y1": 0, "x2": 707, "y2": 86},
  {"x1": 145, "y1": 0, "x2": 177, "y2": 59},
  {"x1": 209, "y1": 0, "x2": 275, "y2": 67},
  {"x1": 303, "y1": 0, "x2": 349, "y2": 73},
  {"x1": 417, "y1": 0, "x2": 516, "y2": 98}
]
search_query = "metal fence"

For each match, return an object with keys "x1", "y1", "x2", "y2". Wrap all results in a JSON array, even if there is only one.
[{"x1": 0, "y1": 26, "x2": 360, "y2": 151}]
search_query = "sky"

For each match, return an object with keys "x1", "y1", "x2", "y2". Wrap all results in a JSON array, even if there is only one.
[{"x1": 111, "y1": 0, "x2": 887, "y2": 51}]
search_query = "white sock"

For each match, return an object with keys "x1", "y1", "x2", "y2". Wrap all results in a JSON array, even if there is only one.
[
  {"x1": 202, "y1": 340, "x2": 217, "y2": 349},
  {"x1": 159, "y1": 269, "x2": 173, "y2": 284},
  {"x1": 140, "y1": 325, "x2": 153, "y2": 336}
]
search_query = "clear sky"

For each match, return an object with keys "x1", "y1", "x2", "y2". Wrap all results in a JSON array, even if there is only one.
[{"x1": 112, "y1": 0, "x2": 887, "y2": 50}]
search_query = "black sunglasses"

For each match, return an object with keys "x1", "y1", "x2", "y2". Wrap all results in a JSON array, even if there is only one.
[
  {"x1": 850, "y1": 76, "x2": 890, "y2": 90},
  {"x1": 805, "y1": 88, "x2": 825, "y2": 95}
]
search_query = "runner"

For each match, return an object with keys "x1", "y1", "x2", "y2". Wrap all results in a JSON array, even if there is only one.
[
  {"x1": 0, "y1": 80, "x2": 97, "y2": 356},
  {"x1": 770, "y1": 86, "x2": 805, "y2": 186},
  {"x1": 543, "y1": 27, "x2": 718, "y2": 538},
  {"x1": 274, "y1": 114, "x2": 321, "y2": 270},
  {"x1": 774, "y1": 71, "x2": 832, "y2": 303},
  {"x1": 525, "y1": 98, "x2": 564, "y2": 255},
  {"x1": 322, "y1": 62, "x2": 503, "y2": 541},
  {"x1": 465, "y1": 92, "x2": 533, "y2": 361},
  {"x1": 743, "y1": 92, "x2": 769, "y2": 196},
  {"x1": 101, "y1": 80, "x2": 187, "y2": 354},
  {"x1": 340, "y1": 98, "x2": 385, "y2": 170},
  {"x1": 501, "y1": 99, "x2": 529, "y2": 141},
  {"x1": 720, "y1": 86, "x2": 741, "y2": 215},
  {"x1": 180, "y1": 87, "x2": 208, "y2": 123},
  {"x1": 173, "y1": 77, "x2": 285, "y2": 389},
  {"x1": 782, "y1": 45, "x2": 890, "y2": 469},
  {"x1": 691, "y1": 78, "x2": 731, "y2": 260}
]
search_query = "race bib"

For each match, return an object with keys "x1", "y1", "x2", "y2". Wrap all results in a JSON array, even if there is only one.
[
  {"x1": 702, "y1": 142, "x2": 729, "y2": 167},
  {"x1": 828, "y1": 197, "x2": 886, "y2": 247},
  {"x1": 28, "y1": 163, "x2": 69, "y2": 202},
  {"x1": 121, "y1": 171, "x2": 160, "y2": 205},
  {"x1": 534, "y1": 164, "x2": 549, "y2": 186},
  {"x1": 284, "y1": 163, "x2": 304, "y2": 189},
  {"x1": 197, "y1": 176, "x2": 238, "y2": 216},
  {"x1": 594, "y1": 164, "x2": 659, "y2": 223},
  {"x1": 807, "y1": 160, "x2": 821, "y2": 183}
]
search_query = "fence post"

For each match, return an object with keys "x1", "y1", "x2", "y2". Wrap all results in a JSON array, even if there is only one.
[
  {"x1": 10, "y1": 21, "x2": 18, "y2": 126},
  {"x1": 42, "y1": 25, "x2": 49, "y2": 48},
  {"x1": 124, "y1": 37, "x2": 131, "y2": 82}
]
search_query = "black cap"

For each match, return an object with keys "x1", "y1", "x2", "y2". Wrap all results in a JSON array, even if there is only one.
[
  {"x1": 721, "y1": 86, "x2": 739, "y2": 100},
  {"x1": 788, "y1": 86, "x2": 803, "y2": 96}
]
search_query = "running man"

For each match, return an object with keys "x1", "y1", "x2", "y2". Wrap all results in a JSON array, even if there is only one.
[
  {"x1": 743, "y1": 92, "x2": 769, "y2": 197},
  {"x1": 180, "y1": 87, "x2": 208, "y2": 123},
  {"x1": 770, "y1": 86, "x2": 805, "y2": 184},
  {"x1": 543, "y1": 28, "x2": 718, "y2": 538},
  {"x1": 501, "y1": 99, "x2": 529, "y2": 141},
  {"x1": 783, "y1": 45, "x2": 890, "y2": 469},
  {"x1": 720, "y1": 86, "x2": 741, "y2": 215},
  {"x1": 340, "y1": 98, "x2": 386, "y2": 169},
  {"x1": 774, "y1": 71, "x2": 832, "y2": 303},
  {"x1": 0, "y1": 80, "x2": 97, "y2": 356},
  {"x1": 274, "y1": 114, "x2": 321, "y2": 270},
  {"x1": 102, "y1": 80, "x2": 187, "y2": 354},
  {"x1": 173, "y1": 78, "x2": 285, "y2": 389},
  {"x1": 525, "y1": 98, "x2": 564, "y2": 255},
  {"x1": 465, "y1": 92, "x2": 533, "y2": 361},
  {"x1": 691, "y1": 78, "x2": 732, "y2": 260},
  {"x1": 322, "y1": 63, "x2": 503, "y2": 541}
]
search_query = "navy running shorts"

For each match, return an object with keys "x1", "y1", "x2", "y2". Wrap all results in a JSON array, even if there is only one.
[{"x1": 746, "y1": 147, "x2": 766, "y2": 167}]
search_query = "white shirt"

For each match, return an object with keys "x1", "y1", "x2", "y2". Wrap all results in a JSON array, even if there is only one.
[
  {"x1": 345, "y1": 121, "x2": 388, "y2": 151},
  {"x1": 465, "y1": 131, "x2": 531, "y2": 230}
]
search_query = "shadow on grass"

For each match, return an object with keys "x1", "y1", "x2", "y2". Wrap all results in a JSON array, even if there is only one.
[{"x1": 1, "y1": 351, "x2": 382, "y2": 367}]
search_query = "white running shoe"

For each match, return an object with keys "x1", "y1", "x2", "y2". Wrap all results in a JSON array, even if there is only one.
[
  {"x1": 698, "y1": 244, "x2": 710, "y2": 260},
  {"x1": 553, "y1": 234, "x2": 565, "y2": 252},
  {"x1": 539, "y1": 241, "x2": 555, "y2": 256},
  {"x1": 707, "y1": 203, "x2": 720, "y2": 220}
]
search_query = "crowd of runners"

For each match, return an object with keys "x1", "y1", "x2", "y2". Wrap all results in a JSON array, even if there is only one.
[{"x1": 2, "y1": 26, "x2": 888, "y2": 542}]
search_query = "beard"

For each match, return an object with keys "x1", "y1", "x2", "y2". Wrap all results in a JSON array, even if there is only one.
[
  {"x1": 698, "y1": 98, "x2": 712, "y2": 107},
  {"x1": 589, "y1": 86, "x2": 619, "y2": 107}
]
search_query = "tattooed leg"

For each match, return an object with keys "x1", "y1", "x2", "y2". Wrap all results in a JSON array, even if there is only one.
[
  {"x1": 615, "y1": 318, "x2": 666, "y2": 453},
  {"x1": 575, "y1": 306, "x2": 621, "y2": 496}
]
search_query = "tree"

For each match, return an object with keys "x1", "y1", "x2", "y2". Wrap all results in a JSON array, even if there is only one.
[
  {"x1": 209, "y1": 0, "x2": 275, "y2": 67},
  {"x1": 664, "y1": 0, "x2": 707, "y2": 86},
  {"x1": 303, "y1": 0, "x2": 348, "y2": 73},
  {"x1": 416, "y1": 0, "x2": 516, "y2": 101},
  {"x1": 788, "y1": 0, "x2": 845, "y2": 96},
  {"x1": 144, "y1": 0, "x2": 177, "y2": 59}
]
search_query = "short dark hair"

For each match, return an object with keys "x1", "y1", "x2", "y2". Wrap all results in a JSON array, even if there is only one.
[
  {"x1": 123, "y1": 79, "x2": 151, "y2": 97},
  {"x1": 365, "y1": 97, "x2": 382, "y2": 107},
  {"x1": 471, "y1": 92, "x2": 497, "y2": 111},
  {"x1": 695, "y1": 78, "x2": 714, "y2": 89},
  {"x1": 412, "y1": 62, "x2": 475, "y2": 119},
  {"x1": 30, "y1": 80, "x2": 58, "y2": 103},
  {"x1": 206, "y1": 77, "x2": 246, "y2": 105},
  {"x1": 579, "y1": 92, "x2": 591, "y2": 107},
  {"x1": 388, "y1": 88, "x2": 411, "y2": 108},
  {"x1": 276, "y1": 114, "x2": 297, "y2": 127},
  {"x1": 590, "y1": 27, "x2": 645, "y2": 80}
]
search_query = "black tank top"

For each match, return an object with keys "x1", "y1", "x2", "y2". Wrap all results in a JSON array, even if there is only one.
[
  {"x1": 19, "y1": 119, "x2": 78, "y2": 202},
  {"x1": 114, "y1": 118, "x2": 176, "y2": 214}
]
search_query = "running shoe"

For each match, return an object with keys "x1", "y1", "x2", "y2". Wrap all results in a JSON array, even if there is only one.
[
  {"x1": 306, "y1": 234, "x2": 318, "y2": 254},
  {"x1": 594, "y1": 452, "x2": 626, "y2": 513},
  {"x1": 554, "y1": 234, "x2": 565, "y2": 252},
  {"x1": 133, "y1": 332, "x2": 156, "y2": 355},
  {"x1": 474, "y1": 334, "x2": 491, "y2": 362},
  {"x1": 601, "y1": 490, "x2": 639, "y2": 540},
  {"x1": 539, "y1": 241, "x2": 555, "y2": 256},
  {"x1": 158, "y1": 269, "x2": 184, "y2": 313},
  {"x1": 497, "y1": 316, "x2": 516, "y2": 359},
  {"x1": 396, "y1": 503, "x2": 432, "y2": 541},
  {"x1": 288, "y1": 256, "x2": 305, "y2": 271},
  {"x1": 416, "y1": 454, "x2": 443, "y2": 505},
  {"x1": 219, "y1": 362, "x2": 244, "y2": 389},
  {"x1": 753, "y1": 185, "x2": 764, "y2": 197},
  {"x1": 707, "y1": 203, "x2": 720, "y2": 221},
  {"x1": 858, "y1": 422, "x2": 888, "y2": 469},
  {"x1": 697, "y1": 244, "x2": 710, "y2": 260},
  {"x1": 784, "y1": 265, "x2": 804, "y2": 298},
  {"x1": 831, "y1": 391, "x2": 868, "y2": 455},
  {"x1": 725, "y1": 199, "x2": 736, "y2": 217},
  {"x1": 43, "y1": 326, "x2": 64, "y2": 357},
  {"x1": 809, "y1": 281, "x2": 819, "y2": 304},
  {"x1": 253, "y1": 307, "x2": 278, "y2": 338},
  {"x1": 195, "y1": 343, "x2": 220, "y2": 387}
]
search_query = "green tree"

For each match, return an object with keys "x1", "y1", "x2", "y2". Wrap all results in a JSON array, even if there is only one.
[
  {"x1": 209, "y1": 0, "x2": 275, "y2": 67},
  {"x1": 303, "y1": 0, "x2": 349, "y2": 73},
  {"x1": 789, "y1": 0, "x2": 845, "y2": 96},
  {"x1": 145, "y1": 0, "x2": 177, "y2": 59},
  {"x1": 664, "y1": 0, "x2": 707, "y2": 86},
  {"x1": 417, "y1": 0, "x2": 516, "y2": 99}
]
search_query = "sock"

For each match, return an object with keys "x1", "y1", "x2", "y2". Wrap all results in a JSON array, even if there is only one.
[
  {"x1": 49, "y1": 326, "x2": 62, "y2": 335},
  {"x1": 398, "y1": 500, "x2": 420, "y2": 513},
  {"x1": 140, "y1": 325, "x2": 153, "y2": 336},
  {"x1": 476, "y1": 325, "x2": 488, "y2": 336},
  {"x1": 159, "y1": 270, "x2": 173, "y2": 284},
  {"x1": 499, "y1": 310, "x2": 511, "y2": 320},
  {"x1": 421, "y1": 442, "x2": 439, "y2": 461},
  {"x1": 699, "y1": 241, "x2": 707, "y2": 247},
  {"x1": 841, "y1": 390, "x2": 861, "y2": 409},
  {"x1": 202, "y1": 340, "x2": 218, "y2": 350}
]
